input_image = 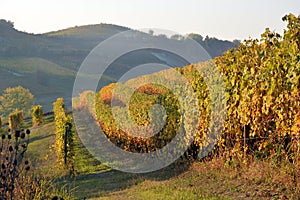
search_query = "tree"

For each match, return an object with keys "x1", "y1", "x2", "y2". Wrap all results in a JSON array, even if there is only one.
[
  {"x1": 0, "y1": 86, "x2": 34, "y2": 118},
  {"x1": 157, "y1": 34, "x2": 167, "y2": 39},
  {"x1": 187, "y1": 33, "x2": 204, "y2": 43},
  {"x1": 148, "y1": 29, "x2": 154, "y2": 35},
  {"x1": 0, "y1": 19, "x2": 14, "y2": 29},
  {"x1": 170, "y1": 34, "x2": 184, "y2": 40}
]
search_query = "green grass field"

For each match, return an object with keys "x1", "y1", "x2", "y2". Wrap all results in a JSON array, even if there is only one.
[{"x1": 0, "y1": 57, "x2": 75, "y2": 76}]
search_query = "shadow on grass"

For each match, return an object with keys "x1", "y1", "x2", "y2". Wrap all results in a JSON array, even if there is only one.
[
  {"x1": 29, "y1": 133, "x2": 53, "y2": 144},
  {"x1": 66, "y1": 159, "x2": 193, "y2": 199}
]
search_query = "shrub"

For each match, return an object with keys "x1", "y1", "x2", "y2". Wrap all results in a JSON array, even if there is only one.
[
  {"x1": 8, "y1": 110, "x2": 23, "y2": 131},
  {"x1": 53, "y1": 98, "x2": 66, "y2": 164},
  {"x1": 32, "y1": 105, "x2": 44, "y2": 127},
  {"x1": 53, "y1": 98, "x2": 75, "y2": 175}
]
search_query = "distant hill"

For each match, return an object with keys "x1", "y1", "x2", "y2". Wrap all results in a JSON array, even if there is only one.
[
  {"x1": 46, "y1": 23, "x2": 130, "y2": 38},
  {"x1": 0, "y1": 57, "x2": 74, "y2": 111},
  {"x1": 0, "y1": 19, "x2": 239, "y2": 111},
  {"x1": 0, "y1": 20, "x2": 130, "y2": 70}
]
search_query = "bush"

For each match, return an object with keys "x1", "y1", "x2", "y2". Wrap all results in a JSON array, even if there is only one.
[
  {"x1": 53, "y1": 98, "x2": 66, "y2": 164},
  {"x1": 32, "y1": 105, "x2": 44, "y2": 127},
  {"x1": 8, "y1": 110, "x2": 23, "y2": 131},
  {"x1": 53, "y1": 98, "x2": 75, "y2": 175}
]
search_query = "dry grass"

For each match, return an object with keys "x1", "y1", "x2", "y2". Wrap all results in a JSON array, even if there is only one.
[{"x1": 90, "y1": 157, "x2": 300, "y2": 200}]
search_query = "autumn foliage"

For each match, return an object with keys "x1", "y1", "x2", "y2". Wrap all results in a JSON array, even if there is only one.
[{"x1": 75, "y1": 14, "x2": 300, "y2": 165}]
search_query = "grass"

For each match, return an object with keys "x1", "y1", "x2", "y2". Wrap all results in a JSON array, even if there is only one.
[
  {"x1": 0, "y1": 57, "x2": 75, "y2": 76},
  {"x1": 90, "y1": 157, "x2": 299, "y2": 200},
  {"x1": 73, "y1": 128, "x2": 109, "y2": 175},
  {"x1": 26, "y1": 119, "x2": 57, "y2": 172},
  {"x1": 23, "y1": 117, "x2": 300, "y2": 200},
  {"x1": 26, "y1": 115, "x2": 108, "y2": 174}
]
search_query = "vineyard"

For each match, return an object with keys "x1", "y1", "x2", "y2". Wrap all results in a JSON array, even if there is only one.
[
  {"x1": 74, "y1": 14, "x2": 300, "y2": 169},
  {"x1": 0, "y1": 13, "x2": 299, "y2": 199},
  {"x1": 215, "y1": 14, "x2": 300, "y2": 162}
]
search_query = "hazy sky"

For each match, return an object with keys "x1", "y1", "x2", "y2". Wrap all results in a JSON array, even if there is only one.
[{"x1": 1, "y1": 0, "x2": 300, "y2": 41}]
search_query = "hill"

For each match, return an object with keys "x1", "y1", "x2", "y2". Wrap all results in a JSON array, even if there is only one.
[
  {"x1": 4, "y1": 14, "x2": 300, "y2": 199},
  {"x1": 46, "y1": 23, "x2": 130, "y2": 38},
  {"x1": 0, "y1": 57, "x2": 75, "y2": 111},
  {"x1": 0, "y1": 19, "x2": 238, "y2": 111}
]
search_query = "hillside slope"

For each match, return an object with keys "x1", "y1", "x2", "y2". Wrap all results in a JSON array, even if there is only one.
[{"x1": 0, "y1": 19, "x2": 238, "y2": 111}]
